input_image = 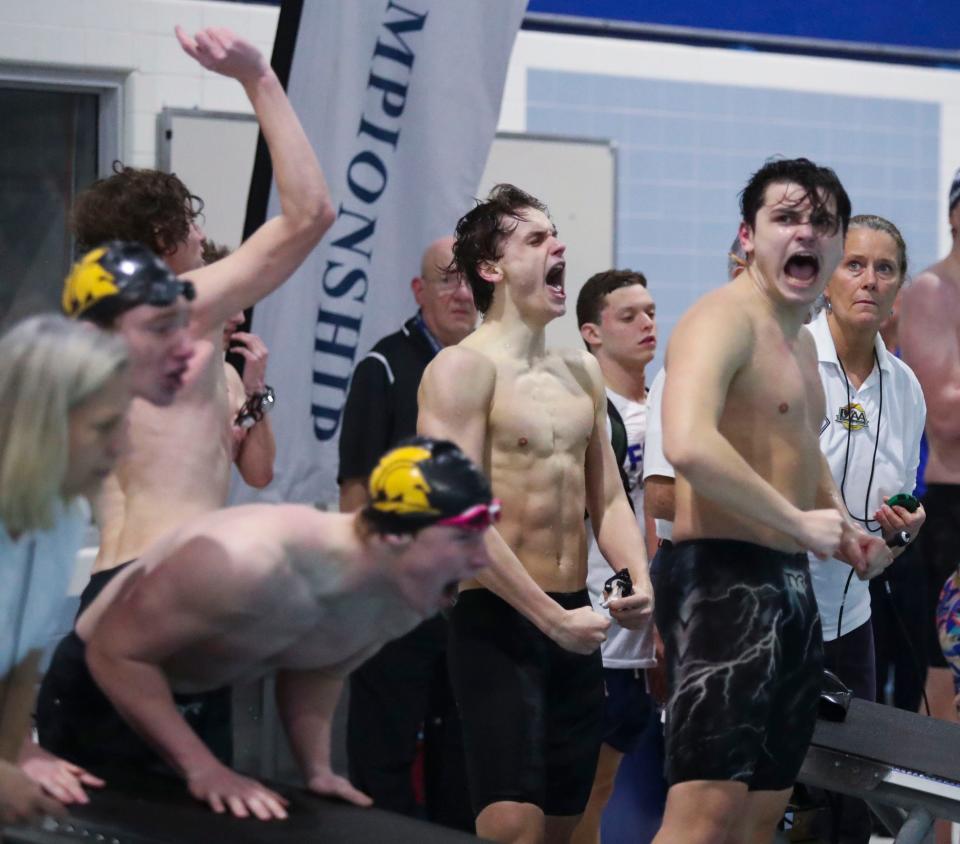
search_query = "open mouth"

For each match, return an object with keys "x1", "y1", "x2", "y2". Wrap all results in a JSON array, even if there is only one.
[
  {"x1": 783, "y1": 253, "x2": 820, "y2": 283},
  {"x1": 438, "y1": 580, "x2": 460, "y2": 609},
  {"x1": 546, "y1": 262, "x2": 566, "y2": 297},
  {"x1": 166, "y1": 366, "x2": 188, "y2": 388}
]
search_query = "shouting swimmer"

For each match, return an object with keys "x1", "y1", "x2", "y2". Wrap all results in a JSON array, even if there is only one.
[{"x1": 37, "y1": 439, "x2": 495, "y2": 820}]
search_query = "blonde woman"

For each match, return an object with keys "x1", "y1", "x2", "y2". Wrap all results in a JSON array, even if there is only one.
[
  {"x1": 807, "y1": 215, "x2": 926, "y2": 843},
  {"x1": 0, "y1": 314, "x2": 130, "y2": 824}
]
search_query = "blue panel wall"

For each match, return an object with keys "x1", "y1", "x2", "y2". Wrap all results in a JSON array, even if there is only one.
[{"x1": 527, "y1": 69, "x2": 940, "y2": 372}]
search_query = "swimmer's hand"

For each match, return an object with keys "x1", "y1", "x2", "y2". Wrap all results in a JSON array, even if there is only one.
[
  {"x1": 852, "y1": 532, "x2": 893, "y2": 581},
  {"x1": 19, "y1": 742, "x2": 104, "y2": 805},
  {"x1": 307, "y1": 768, "x2": 373, "y2": 807},
  {"x1": 550, "y1": 606, "x2": 610, "y2": 655},
  {"x1": 0, "y1": 759, "x2": 64, "y2": 825},
  {"x1": 834, "y1": 522, "x2": 892, "y2": 580},
  {"x1": 187, "y1": 762, "x2": 290, "y2": 820},
  {"x1": 233, "y1": 331, "x2": 270, "y2": 395},
  {"x1": 607, "y1": 589, "x2": 654, "y2": 631},
  {"x1": 175, "y1": 26, "x2": 271, "y2": 85},
  {"x1": 793, "y1": 508, "x2": 844, "y2": 559}
]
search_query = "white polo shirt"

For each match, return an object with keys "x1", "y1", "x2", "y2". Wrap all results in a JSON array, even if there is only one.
[
  {"x1": 586, "y1": 388, "x2": 655, "y2": 668},
  {"x1": 642, "y1": 368, "x2": 674, "y2": 541},
  {"x1": 807, "y1": 310, "x2": 926, "y2": 641},
  {"x1": 1, "y1": 498, "x2": 87, "y2": 681}
]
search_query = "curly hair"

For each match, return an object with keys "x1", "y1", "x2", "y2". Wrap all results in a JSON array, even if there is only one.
[
  {"x1": 71, "y1": 161, "x2": 204, "y2": 256},
  {"x1": 452, "y1": 184, "x2": 548, "y2": 314}
]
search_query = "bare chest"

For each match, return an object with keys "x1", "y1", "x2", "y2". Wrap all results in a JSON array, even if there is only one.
[
  {"x1": 489, "y1": 365, "x2": 595, "y2": 458},
  {"x1": 723, "y1": 331, "x2": 819, "y2": 439},
  {"x1": 123, "y1": 347, "x2": 233, "y2": 480}
]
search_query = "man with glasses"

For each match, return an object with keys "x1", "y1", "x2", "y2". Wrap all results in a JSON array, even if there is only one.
[{"x1": 338, "y1": 236, "x2": 477, "y2": 828}]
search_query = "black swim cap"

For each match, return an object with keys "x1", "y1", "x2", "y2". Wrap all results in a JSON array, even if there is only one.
[
  {"x1": 63, "y1": 241, "x2": 195, "y2": 323},
  {"x1": 364, "y1": 437, "x2": 494, "y2": 534}
]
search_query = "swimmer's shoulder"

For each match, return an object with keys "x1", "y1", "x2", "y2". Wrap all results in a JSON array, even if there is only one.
[
  {"x1": 671, "y1": 282, "x2": 755, "y2": 354},
  {"x1": 556, "y1": 347, "x2": 605, "y2": 402},
  {"x1": 906, "y1": 262, "x2": 959, "y2": 309},
  {"x1": 684, "y1": 280, "x2": 752, "y2": 320},
  {"x1": 148, "y1": 504, "x2": 304, "y2": 582},
  {"x1": 421, "y1": 344, "x2": 496, "y2": 403}
]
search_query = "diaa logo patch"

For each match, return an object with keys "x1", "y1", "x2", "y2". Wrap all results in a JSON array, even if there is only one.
[{"x1": 835, "y1": 402, "x2": 869, "y2": 431}]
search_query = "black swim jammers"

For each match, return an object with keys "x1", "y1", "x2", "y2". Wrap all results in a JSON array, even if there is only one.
[
  {"x1": 654, "y1": 539, "x2": 824, "y2": 791},
  {"x1": 447, "y1": 589, "x2": 603, "y2": 817},
  {"x1": 36, "y1": 563, "x2": 232, "y2": 775}
]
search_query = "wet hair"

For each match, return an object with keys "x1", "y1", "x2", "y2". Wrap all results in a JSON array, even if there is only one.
[
  {"x1": 452, "y1": 184, "x2": 549, "y2": 314},
  {"x1": 71, "y1": 161, "x2": 204, "y2": 256},
  {"x1": 847, "y1": 214, "x2": 908, "y2": 284},
  {"x1": 739, "y1": 157, "x2": 851, "y2": 236},
  {"x1": 0, "y1": 314, "x2": 128, "y2": 533},
  {"x1": 575, "y1": 269, "x2": 649, "y2": 352}
]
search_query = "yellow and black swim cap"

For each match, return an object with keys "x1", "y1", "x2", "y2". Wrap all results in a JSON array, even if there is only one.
[
  {"x1": 63, "y1": 241, "x2": 195, "y2": 324},
  {"x1": 364, "y1": 437, "x2": 494, "y2": 534}
]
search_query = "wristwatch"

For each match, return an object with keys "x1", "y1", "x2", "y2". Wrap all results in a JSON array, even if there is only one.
[
  {"x1": 258, "y1": 385, "x2": 276, "y2": 415},
  {"x1": 235, "y1": 385, "x2": 276, "y2": 429}
]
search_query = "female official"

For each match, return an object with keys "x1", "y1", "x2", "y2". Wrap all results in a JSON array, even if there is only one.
[
  {"x1": 807, "y1": 215, "x2": 926, "y2": 843},
  {"x1": 0, "y1": 314, "x2": 130, "y2": 823}
]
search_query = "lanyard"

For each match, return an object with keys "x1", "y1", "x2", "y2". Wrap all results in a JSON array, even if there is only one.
[
  {"x1": 836, "y1": 349, "x2": 883, "y2": 533},
  {"x1": 412, "y1": 311, "x2": 443, "y2": 356}
]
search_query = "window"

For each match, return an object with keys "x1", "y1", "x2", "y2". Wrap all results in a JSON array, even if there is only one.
[{"x1": 0, "y1": 73, "x2": 120, "y2": 329}]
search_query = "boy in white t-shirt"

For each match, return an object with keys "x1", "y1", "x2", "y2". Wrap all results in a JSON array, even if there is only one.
[{"x1": 573, "y1": 270, "x2": 661, "y2": 843}]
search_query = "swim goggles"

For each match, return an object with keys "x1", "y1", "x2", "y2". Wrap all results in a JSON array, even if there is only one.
[{"x1": 436, "y1": 500, "x2": 502, "y2": 532}]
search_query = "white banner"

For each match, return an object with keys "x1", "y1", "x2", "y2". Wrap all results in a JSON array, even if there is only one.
[{"x1": 233, "y1": 0, "x2": 526, "y2": 508}]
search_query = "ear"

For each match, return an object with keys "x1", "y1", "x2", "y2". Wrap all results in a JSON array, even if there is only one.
[
  {"x1": 823, "y1": 269, "x2": 837, "y2": 302},
  {"x1": 411, "y1": 276, "x2": 425, "y2": 305},
  {"x1": 154, "y1": 231, "x2": 175, "y2": 258},
  {"x1": 737, "y1": 221, "x2": 754, "y2": 259},
  {"x1": 579, "y1": 322, "x2": 602, "y2": 349},
  {"x1": 477, "y1": 261, "x2": 502, "y2": 284},
  {"x1": 382, "y1": 532, "x2": 414, "y2": 548}
]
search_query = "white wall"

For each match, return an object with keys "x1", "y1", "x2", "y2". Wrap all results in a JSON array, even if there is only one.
[{"x1": 0, "y1": 0, "x2": 279, "y2": 168}]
